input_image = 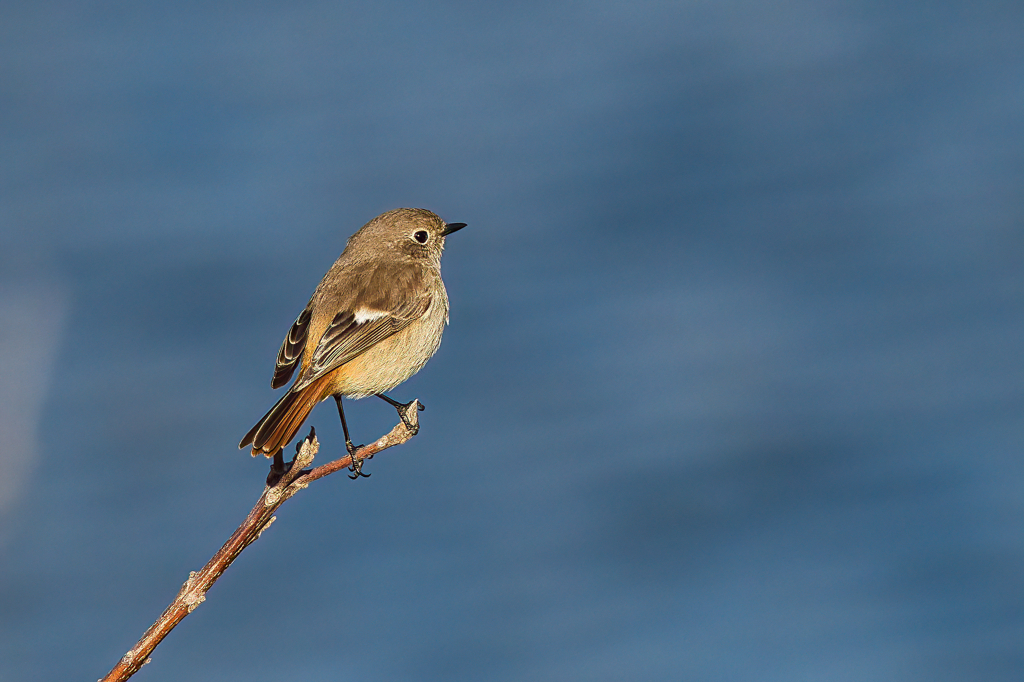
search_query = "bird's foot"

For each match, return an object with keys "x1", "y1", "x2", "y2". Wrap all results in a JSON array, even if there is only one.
[
  {"x1": 382, "y1": 397, "x2": 423, "y2": 435},
  {"x1": 397, "y1": 400, "x2": 423, "y2": 435},
  {"x1": 266, "y1": 441, "x2": 312, "y2": 487},
  {"x1": 346, "y1": 439, "x2": 370, "y2": 479},
  {"x1": 266, "y1": 450, "x2": 288, "y2": 487}
]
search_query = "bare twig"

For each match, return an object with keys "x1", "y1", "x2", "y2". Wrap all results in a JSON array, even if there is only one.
[{"x1": 99, "y1": 402, "x2": 421, "y2": 682}]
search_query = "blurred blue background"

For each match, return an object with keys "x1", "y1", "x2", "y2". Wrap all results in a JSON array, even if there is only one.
[{"x1": 2, "y1": 1, "x2": 1023, "y2": 680}]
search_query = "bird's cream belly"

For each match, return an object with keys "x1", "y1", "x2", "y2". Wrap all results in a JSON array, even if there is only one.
[{"x1": 319, "y1": 305, "x2": 446, "y2": 400}]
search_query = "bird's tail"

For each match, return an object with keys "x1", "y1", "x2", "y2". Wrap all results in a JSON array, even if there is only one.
[{"x1": 239, "y1": 377, "x2": 328, "y2": 457}]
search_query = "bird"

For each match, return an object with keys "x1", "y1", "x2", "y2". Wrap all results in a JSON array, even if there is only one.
[{"x1": 239, "y1": 207, "x2": 465, "y2": 477}]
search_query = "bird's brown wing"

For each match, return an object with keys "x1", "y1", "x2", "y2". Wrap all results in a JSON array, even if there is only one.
[
  {"x1": 291, "y1": 294, "x2": 432, "y2": 391},
  {"x1": 271, "y1": 307, "x2": 312, "y2": 389}
]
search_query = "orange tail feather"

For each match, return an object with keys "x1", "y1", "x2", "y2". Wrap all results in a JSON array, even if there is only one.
[{"x1": 239, "y1": 377, "x2": 328, "y2": 457}]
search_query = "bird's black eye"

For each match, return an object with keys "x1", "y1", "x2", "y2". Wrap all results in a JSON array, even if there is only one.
[{"x1": 413, "y1": 230, "x2": 429, "y2": 244}]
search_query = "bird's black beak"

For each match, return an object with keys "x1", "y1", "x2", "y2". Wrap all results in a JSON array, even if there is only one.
[{"x1": 441, "y1": 222, "x2": 467, "y2": 236}]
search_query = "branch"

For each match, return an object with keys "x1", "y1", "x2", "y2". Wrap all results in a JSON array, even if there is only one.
[{"x1": 99, "y1": 401, "x2": 421, "y2": 682}]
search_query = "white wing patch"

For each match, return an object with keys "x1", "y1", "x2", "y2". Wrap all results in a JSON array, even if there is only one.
[{"x1": 353, "y1": 308, "x2": 388, "y2": 325}]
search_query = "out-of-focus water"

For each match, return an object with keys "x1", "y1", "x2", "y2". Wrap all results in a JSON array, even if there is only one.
[{"x1": 1, "y1": 1, "x2": 1022, "y2": 680}]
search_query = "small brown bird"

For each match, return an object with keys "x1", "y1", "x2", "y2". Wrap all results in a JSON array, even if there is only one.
[{"x1": 239, "y1": 208, "x2": 465, "y2": 476}]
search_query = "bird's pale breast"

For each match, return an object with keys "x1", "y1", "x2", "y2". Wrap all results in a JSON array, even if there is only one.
[{"x1": 317, "y1": 294, "x2": 448, "y2": 400}]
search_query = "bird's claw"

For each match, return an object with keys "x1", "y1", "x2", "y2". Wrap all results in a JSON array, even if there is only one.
[
  {"x1": 266, "y1": 448, "x2": 311, "y2": 487},
  {"x1": 346, "y1": 440, "x2": 370, "y2": 479},
  {"x1": 395, "y1": 401, "x2": 421, "y2": 435}
]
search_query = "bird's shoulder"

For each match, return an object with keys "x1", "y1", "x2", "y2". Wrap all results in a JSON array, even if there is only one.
[{"x1": 312, "y1": 256, "x2": 433, "y2": 320}]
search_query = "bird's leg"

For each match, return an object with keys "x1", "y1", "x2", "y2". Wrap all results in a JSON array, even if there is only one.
[
  {"x1": 334, "y1": 395, "x2": 369, "y2": 479},
  {"x1": 266, "y1": 449, "x2": 287, "y2": 487},
  {"x1": 376, "y1": 393, "x2": 423, "y2": 435}
]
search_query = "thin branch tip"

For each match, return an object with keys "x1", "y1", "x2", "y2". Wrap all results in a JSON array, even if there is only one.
[{"x1": 100, "y1": 413, "x2": 418, "y2": 682}]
